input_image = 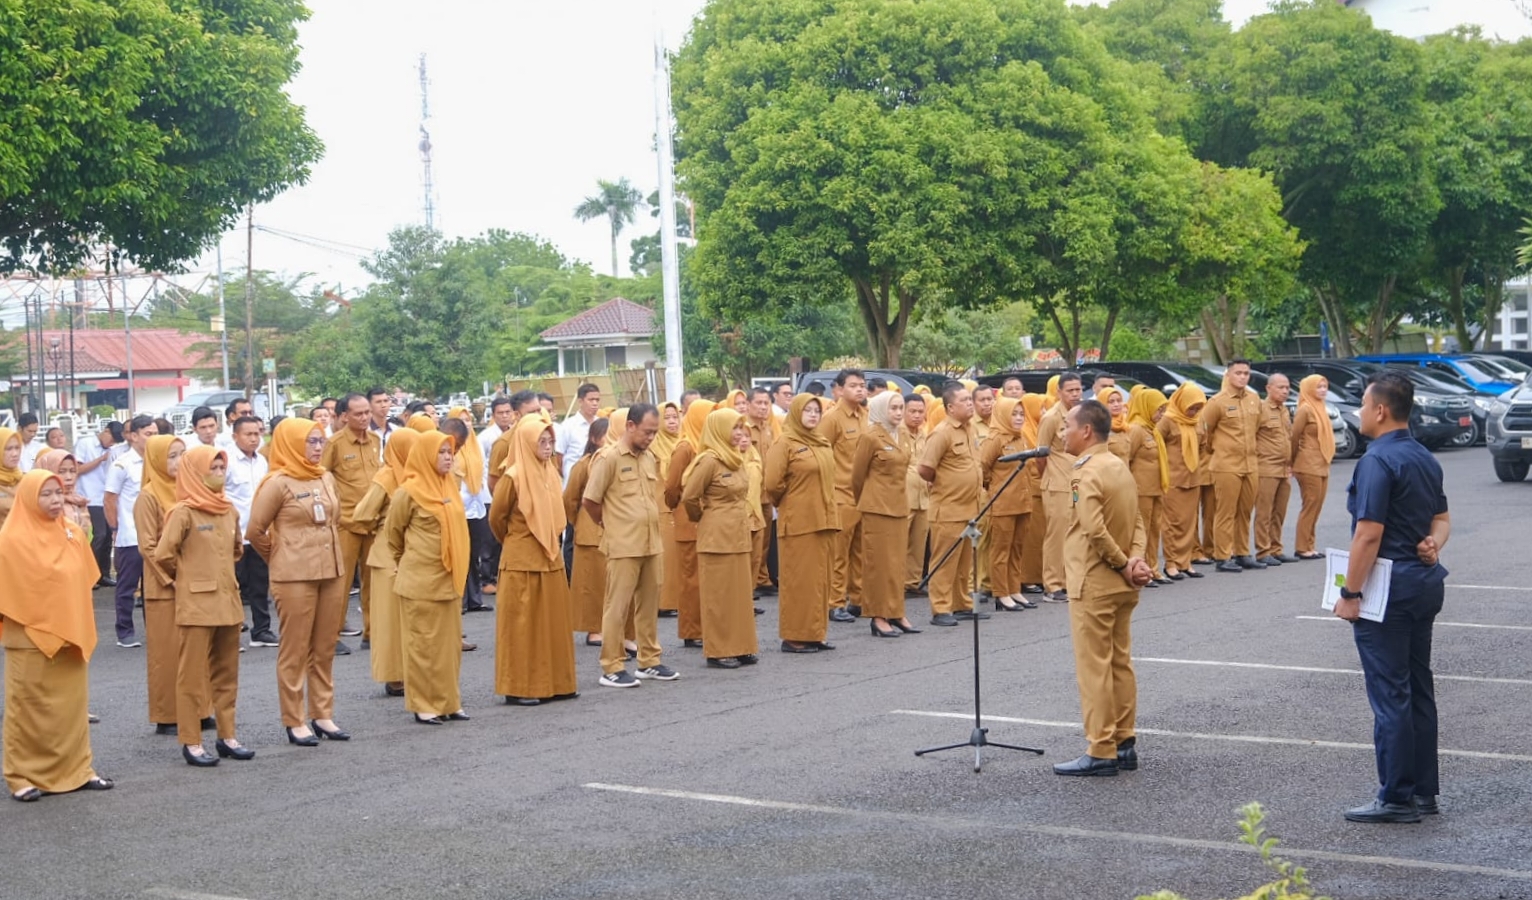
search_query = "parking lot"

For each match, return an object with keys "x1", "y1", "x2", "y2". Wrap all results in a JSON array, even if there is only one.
[{"x1": 3, "y1": 444, "x2": 1529, "y2": 900}]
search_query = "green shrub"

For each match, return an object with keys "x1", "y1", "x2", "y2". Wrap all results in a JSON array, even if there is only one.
[{"x1": 1138, "y1": 803, "x2": 1332, "y2": 900}]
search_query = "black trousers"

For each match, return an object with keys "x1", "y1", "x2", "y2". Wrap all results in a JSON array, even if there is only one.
[
  {"x1": 88, "y1": 505, "x2": 113, "y2": 577},
  {"x1": 1352, "y1": 577, "x2": 1443, "y2": 804},
  {"x1": 236, "y1": 544, "x2": 273, "y2": 636},
  {"x1": 464, "y1": 516, "x2": 494, "y2": 610}
]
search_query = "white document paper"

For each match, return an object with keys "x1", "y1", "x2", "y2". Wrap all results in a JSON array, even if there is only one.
[{"x1": 1320, "y1": 548, "x2": 1392, "y2": 623}]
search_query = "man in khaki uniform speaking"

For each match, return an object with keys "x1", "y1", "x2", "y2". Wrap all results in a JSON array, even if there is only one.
[
  {"x1": 918, "y1": 383, "x2": 984, "y2": 627},
  {"x1": 1200, "y1": 359, "x2": 1263, "y2": 573},
  {"x1": 1055, "y1": 399, "x2": 1151, "y2": 777},
  {"x1": 817, "y1": 369, "x2": 868, "y2": 622},
  {"x1": 322, "y1": 393, "x2": 382, "y2": 645},
  {"x1": 1036, "y1": 372, "x2": 1084, "y2": 602},
  {"x1": 1254, "y1": 373, "x2": 1298, "y2": 567}
]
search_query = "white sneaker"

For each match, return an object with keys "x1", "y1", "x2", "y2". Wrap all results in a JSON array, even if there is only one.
[
  {"x1": 635, "y1": 665, "x2": 680, "y2": 682},
  {"x1": 116, "y1": 639, "x2": 142, "y2": 649},
  {"x1": 599, "y1": 670, "x2": 640, "y2": 688}
]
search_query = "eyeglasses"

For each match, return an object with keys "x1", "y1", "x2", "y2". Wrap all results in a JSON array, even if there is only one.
[{"x1": 305, "y1": 438, "x2": 327, "y2": 447}]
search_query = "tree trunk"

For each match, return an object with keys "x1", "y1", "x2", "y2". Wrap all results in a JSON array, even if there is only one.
[
  {"x1": 850, "y1": 274, "x2": 915, "y2": 367},
  {"x1": 1198, "y1": 293, "x2": 1246, "y2": 364},
  {"x1": 1363, "y1": 274, "x2": 1398, "y2": 353},
  {"x1": 1444, "y1": 265, "x2": 1472, "y2": 351},
  {"x1": 1099, "y1": 302, "x2": 1121, "y2": 361},
  {"x1": 1313, "y1": 285, "x2": 1354, "y2": 358},
  {"x1": 1482, "y1": 268, "x2": 1508, "y2": 351}
]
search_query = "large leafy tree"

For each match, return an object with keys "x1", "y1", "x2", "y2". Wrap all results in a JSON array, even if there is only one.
[
  {"x1": 574, "y1": 178, "x2": 646, "y2": 277},
  {"x1": 0, "y1": 0, "x2": 322, "y2": 274},
  {"x1": 671, "y1": 0, "x2": 1167, "y2": 367}
]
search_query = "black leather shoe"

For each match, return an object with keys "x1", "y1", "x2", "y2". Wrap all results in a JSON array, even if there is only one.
[
  {"x1": 182, "y1": 745, "x2": 219, "y2": 767},
  {"x1": 870, "y1": 621, "x2": 901, "y2": 638},
  {"x1": 657, "y1": 609, "x2": 679, "y2": 618},
  {"x1": 890, "y1": 620, "x2": 923, "y2": 633},
  {"x1": 1344, "y1": 799, "x2": 1420, "y2": 823},
  {"x1": 334, "y1": 641, "x2": 352, "y2": 656},
  {"x1": 754, "y1": 606, "x2": 765, "y2": 615},
  {"x1": 1166, "y1": 571, "x2": 1186, "y2": 581},
  {"x1": 1143, "y1": 580, "x2": 1160, "y2": 589},
  {"x1": 930, "y1": 613, "x2": 959, "y2": 627},
  {"x1": 1215, "y1": 560, "x2": 1243, "y2": 573},
  {"x1": 311, "y1": 720, "x2": 350, "y2": 741},
  {"x1": 1116, "y1": 737, "x2": 1138, "y2": 771},
  {"x1": 1257, "y1": 556, "x2": 1282, "y2": 567},
  {"x1": 780, "y1": 640, "x2": 820, "y2": 653},
  {"x1": 97, "y1": 576, "x2": 118, "y2": 588},
  {"x1": 384, "y1": 682, "x2": 405, "y2": 697},
  {"x1": 358, "y1": 639, "x2": 370, "y2": 650},
  {"x1": 464, "y1": 604, "x2": 494, "y2": 613},
  {"x1": 446, "y1": 711, "x2": 471, "y2": 721},
  {"x1": 1184, "y1": 569, "x2": 1205, "y2": 578},
  {"x1": 1053, "y1": 754, "x2": 1119, "y2": 777},
  {"x1": 683, "y1": 639, "x2": 704, "y2": 649},
  {"x1": 829, "y1": 608, "x2": 856, "y2": 623},
  {"x1": 1277, "y1": 554, "x2": 1301, "y2": 563},
  {"x1": 1236, "y1": 555, "x2": 1266, "y2": 570},
  {"x1": 814, "y1": 641, "x2": 837, "y2": 651},
  {"x1": 1192, "y1": 557, "x2": 1214, "y2": 566},
  {"x1": 548, "y1": 691, "x2": 581, "y2": 701},
  {"x1": 953, "y1": 609, "x2": 991, "y2": 620},
  {"x1": 415, "y1": 713, "x2": 445, "y2": 725},
  {"x1": 737, "y1": 654, "x2": 759, "y2": 666},
  {"x1": 154, "y1": 723, "x2": 177, "y2": 736},
  {"x1": 845, "y1": 604, "x2": 862, "y2": 618},
  {"x1": 286, "y1": 727, "x2": 319, "y2": 747},
  {"x1": 1415, "y1": 795, "x2": 1439, "y2": 815},
  {"x1": 706, "y1": 657, "x2": 742, "y2": 669},
  {"x1": 1022, "y1": 584, "x2": 1044, "y2": 594},
  {"x1": 215, "y1": 740, "x2": 255, "y2": 761},
  {"x1": 1017, "y1": 597, "x2": 1038, "y2": 609},
  {"x1": 200, "y1": 716, "x2": 216, "y2": 731},
  {"x1": 505, "y1": 697, "x2": 541, "y2": 706}
]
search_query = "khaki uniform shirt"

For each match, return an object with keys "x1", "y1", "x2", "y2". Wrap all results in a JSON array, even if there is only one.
[
  {"x1": 135, "y1": 493, "x2": 176, "y2": 601},
  {"x1": 1290, "y1": 404, "x2": 1331, "y2": 477},
  {"x1": 1106, "y1": 430, "x2": 1132, "y2": 464},
  {"x1": 1127, "y1": 424, "x2": 1164, "y2": 498},
  {"x1": 585, "y1": 444, "x2": 662, "y2": 559},
  {"x1": 384, "y1": 491, "x2": 458, "y2": 600},
  {"x1": 563, "y1": 455, "x2": 603, "y2": 548},
  {"x1": 664, "y1": 442, "x2": 699, "y2": 542},
  {"x1": 1200, "y1": 387, "x2": 1260, "y2": 475},
  {"x1": 246, "y1": 473, "x2": 345, "y2": 583},
  {"x1": 322, "y1": 429, "x2": 382, "y2": 533},
  {"x1": 488, "y1": 476, "x2": 562, "y2": 573},
  {"x1": 353, "y1": 482, "x2": 397, "y2": 569},
  {"x1": 921, "y1": 418, "x2": 983, "y2": 522},
  {"x1": 1065, "y1": 443, "x2": 1147, "y2": 601},
  {"x1": 153, "y1": 505, "x2": 243, "y2": 626},
  {"x1": 979, "y1": 431, "x2": 1034, "y2": 516},
  {"x1": 903, "y1": 426, "x2": 929, "y2": 512},
  {"x1": 1157, "y1": 418, "x2": 1198, "y2": 491},
  {"x1": 763, "y1": 438, "x2": 838, "y2": 536},
  {"x1": 1038, "y1": 404, "x2": 1075, "y2": 493},
  {"x1": 816, "y1": 399, "x2": 868, "y2": 506},
  {"x1": 851, "y1": 426, "x2": 910, "y2": 519},
  {"x1": 681, "y1": 454, "x2": 752, "y2": 554},
  {"x1": 487, "y1": 430, "x2": 515, "y2": 490},
  {"x1": 1256, "y1": 397, "x2": 1293, "y2": 478}
]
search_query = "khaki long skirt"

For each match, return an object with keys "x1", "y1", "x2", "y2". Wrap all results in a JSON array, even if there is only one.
[
  {"x1": 988, "y1": 513, "x2": 1028, "y2": 598},
  {"x1": 368, "y1": 563, "x2": 405, "y2": 685},
  {"x1": 779, "y1": 528, "x2": 834, "y2": 643},
  {"x1": 399, "y1": 596, "x2": 462, "y2": 716},
  {"x1": 659, "y1": 508, "x2": 680, "y2": 613},
  {"x1": 3, "y1": 627, "x2": 96, "y2": 794},
  {"x1": 144, "y1": 598, "x2": 178, "y2": 724},
  {"x1": 676, "y1": 539, "x2": 703, "y2": 641},
  {"x1": 698, "y1": 551, "x2": 758, "y2": 659},
  {"x1": 495, "y1": 570, "x2": 578, "y2": 699},
  {"x1": 571, "y1": 544, "x2": 607, "y2": 634},
  {"x1": 860, "y1": 512, "x2": 908, "y2": 620},
  {"x1": 1019, "y1": 490, "x2": 1045, "y2": 585}
]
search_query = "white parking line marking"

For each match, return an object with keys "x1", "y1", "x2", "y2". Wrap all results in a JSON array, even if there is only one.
[
  {"x1": 889, "y1": 711, "x2": 1532, "y2": 762},
  {"x1": 584, "y1": 782, "x2": 1532, "y2": 881},
  {"x1": 1451, "y1": 585, "x2": 1532, "y2": 592},
  {"x1": 144, "y1": 890, "x2": 256, "y2": 900},
  {"x1": 1136, "y1": 656, "x2": 1532, "y2": 686},
  {"x1": 1296, "y1": 615, "x2": 1532, "y2": 632}
]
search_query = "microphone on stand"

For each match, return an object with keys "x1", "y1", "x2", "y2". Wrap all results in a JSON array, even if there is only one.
[{"x1": 997, "y1": 446, "x2": 1050, "y2": 464}]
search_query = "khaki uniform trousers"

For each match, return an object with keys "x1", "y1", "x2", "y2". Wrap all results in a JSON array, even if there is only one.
[
  {"x1": 1255, "y1": 475, "x2": 1292, "y2": 559},
  {"x1": 272, "y1": 576, "x2": 347, "y2": 727},
  {"x1": 905, "y1": 509, "x2": 929, "y2": 591},
  {"x1": 1137, "y1": 496, "x2": 1164, "y2": 578},
  {"x1": 1198, "y1": 484, "x2": 1217, "y2": 560},
  {"x1": 831, "y1": 502, "x2": 863, "y2": 610},
  {"x1": 752, "y1": 510, "x2": 773, "y2": 588},
  {"x1": 1294, "y1": 473, "x2": 1328, "y2": 554},
  {"x1": 144, "y1": 599, "x2": 178, "y2": 725},
  {"x1": 1161, "y1": 487, "x2": 1200, "y2": 571},
  {"x1": 339, "y1": 530, "x2": 374, "y2": 639},
  {"x1": 1042, "y1": 490, "x2": 1072, "y2": 593},
  {"x1": 601, "y1": 554, "x2": 663, "y2": 674},
  {"x1": 176, "y1": 624, "x2": 241, "y2": 743},
  {"x1": 926, "y1": 518, "x2": 973, "y2": 615},
  {"x1": 1069, "y1": 588, "x2": 1139, "y2": 760},
  {"x1": 1211, "y1": 472, "x2": 1256, "y2": 560},
  {"x1": 988, "y1": 513, "x2": 1027, "y2": 598}
]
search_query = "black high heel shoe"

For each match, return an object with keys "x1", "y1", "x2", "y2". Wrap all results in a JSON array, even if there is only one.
[
  {"x1": 889, "y1": 619, "x2": 923, "y2": 634},
  {"x1": 994, "y1": 595, "x2": 1025, "y2": 612},
  {"x1": 869, "y1": 620, "x2": 901, "y2": 638},
  {"x1": 414, "y1": 713, "x2": 444, "y2": 725},
  {"x1": 311, "y1": 720, "x2": 351, "y2": 741},
  {"x1": 182, "y1": 745, "x2": 219, "y2": 767},
  {"x1": 286, "y1": 727, "x2": 319, "y2": 747},
  {"x1": 215, "y1": 740, "x2": 256, "y2": 760}
]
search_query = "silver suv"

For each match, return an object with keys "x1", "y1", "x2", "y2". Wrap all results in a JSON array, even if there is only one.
[{"x1": 1485, "y1": 381, "x2": 1532, "y2": 482}]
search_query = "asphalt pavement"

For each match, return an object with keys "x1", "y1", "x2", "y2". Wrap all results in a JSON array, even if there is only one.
[{"x1": 2, "y1": 444, "x2": 1529, "y2": 900}]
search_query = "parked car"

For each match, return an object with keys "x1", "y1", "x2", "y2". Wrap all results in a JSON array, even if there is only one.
[
  {"x1": 1379, "y1": 365, "x2": 1487, "y2": 447},
  {"x1": 1092, "y1": 361, "x2": 1224, "y2": 398},
  {"x1": 160, "y1": 390, "x2": 254, "y2": 435},
  {"x1": 1355, "y1": 353, "x2": 1520, "y2": 396},
  {"x1": 1237, "y1": 369, "x2": 1361, "y2": 458},
  {"x1": 1251, "y1": 359, "x2": 1471, "y2": 451},
  {"x1": 976, "y1": 368, "x2": 1144, "y2": 396},
  {"x1": 1483, "y1": 380, "x2": 1532, "y2": 482},
  {"x1": 793, "y1": 370, "x2": 916, "y2": 399},
  {"x1": 1480, "y1": 349, "x2": 1532, "y2": 369},
  {"x1": 1462, "y1": 353, "x2": 1532, "y2": 383}
]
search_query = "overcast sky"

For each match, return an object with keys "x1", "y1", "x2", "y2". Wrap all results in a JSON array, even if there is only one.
[{"x1": 191, "y1": 0, "x2": 1528, "y2": 294}]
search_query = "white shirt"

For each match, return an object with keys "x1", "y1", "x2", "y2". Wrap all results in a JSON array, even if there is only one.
[
  {"x1": 477, "y1": 423, "x2": 503, "y2": 460},
  {"x1": 555, "y1": 414, "x2": 595, "y2": 482},
  {"x1": 369, "y1": 419, "x2": 397, "y2": 461},
  {"x1": 224, "y1": 445, "x2": 268, "y2": 541},
  {"x1": 18, "y1": 440, "x2": 43, "y2": 472},
  {"x1": 74, "y1": 437, "x2": 116, "y2": 505},
  {"x1": 105, "y1": 448, "x2": 145, "y2": 548},
  {"x1": 214, "y1": 432, "x2": 239, "y2": 455}
]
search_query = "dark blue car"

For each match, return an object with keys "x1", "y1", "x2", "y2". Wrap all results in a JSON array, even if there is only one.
[{"x1": 1355, "y1": 354, "x2": 1519, "y2": 395}]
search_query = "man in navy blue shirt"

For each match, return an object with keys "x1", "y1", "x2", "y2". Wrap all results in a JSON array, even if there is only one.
[{"x1": 1337, "y1": 371, "x2": 1451, "y2": 824}]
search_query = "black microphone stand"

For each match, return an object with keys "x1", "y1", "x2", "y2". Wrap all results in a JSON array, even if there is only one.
[{"x1": 914, "y1": 453, "x2": 1045, "y2": 772}]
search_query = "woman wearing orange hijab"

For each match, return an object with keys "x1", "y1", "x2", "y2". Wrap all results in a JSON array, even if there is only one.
[
  {"x1": 664, "y1": 400, "x2": 712, "y2": 648},
  {"x1": 385, "y1": 431, "x2": 472, "y2": 724},
  {"x1": 246, "y1": 418, "x2": 349, "y2": 745},
  {"x1": 0, "y1": 470, "x2": 113, "y2": 801},
  {"x1": 653, "y1": 401, "x2": 683, "y2": 617},
  {"x1": 762, "y1": 394, "x2": 839, "y2": 653},
  {"x1": 34, "y1": 449, "x2": 91, "y2": 536},
  {"x1": 489, "y1": 416, "x2": 577, "y2": 705},
  {"x1": 1096, "y1": 386, "x2": 1132, "y2": 463},
  {"x1": 1017, "y1": 394, "x2": 1048, "y2": 595},
  {"x1": 681, "y1": 409, "x2": 759, "y2": 668},
  {"x1": 1158, "y1": 384, "x2": 1208, "y2": 580},
  {"x1": 0, "y1": 427, "x2": 23, "y2": 529},
  {"x1": 1290, "y1": 375, "x2": 1336, "y2": 560},
  {"x1": 979, "y1": 396, "x2": 1035, "y2": 611},
  {"x1": 563, "y1": 418, "x2": 612, "y2": 645},
  {"x1": 352, "y1": 428, "x2": 421, "y2": 698},
  {"x1": 153, "y1": 445, "x2": 253, "y2": 766},
  {"x1": 136, "y1": 434, "x2": 188, "y2": 735}
]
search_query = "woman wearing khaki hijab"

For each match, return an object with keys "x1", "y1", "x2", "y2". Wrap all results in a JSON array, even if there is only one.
[
  {"x1": 1158, "y1": 384, "x2": 1208, "y2": 580},
  {"x1": 386, "y1": 431, "x2": 472, "y2": 725},
  {"x1": 979, "y1": 395, "x2": 1034, "y2": 612},
  {"x1": 665, "y1": 400, "x2": 712, "y2": 648},
  {"x1": 1, "y1": 470, "x2": 113, "y2": 801},
  {"x1": 1126, "y1": 388, "x2": 1172, "y2": 585},
  {"x1": 852, "y1": 391, "x2": 918, "y2": 634},
  {"x1": 1016, "y1": 394, "x2": 1047, "y2": 595},
  {"x1": 246, "y1": 418, "x2": 349, "y2": 745},
  {"x1": 563, "y1": 418, "x2": 611, "y2": 645},
  {"x1": 1290, "y1": 375, "x2": 1336, "y2": 559},
  {"x1": 352, "y1": 428, "x2": 421, "y2": 698},
  {"x1": 154, "y1": 445, "x2": 253, "y2": 766},
  {"x1": 682, "y1": 408, "x2": 759, "y2": 669},
  {"x1": 0, "y1": 427, "x2": 23, "y2": 528},
  {"x1": 763, "y1": 394, "x2": 839, "y2": 653},
  {"x1": 137, "y1": 434, "x2": 190, "y2": 735}
]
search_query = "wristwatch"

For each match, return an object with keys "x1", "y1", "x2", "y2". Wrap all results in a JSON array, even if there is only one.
[{"x1": 1339, "y1": 586, "x2": 1363, "y2": 600}]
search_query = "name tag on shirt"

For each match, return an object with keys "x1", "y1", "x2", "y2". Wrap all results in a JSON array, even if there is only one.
[
  {"x1": 295, "y1": 491, "x2": 312, "y2": 499},
  {"x1": 197, "y1": 524, "x2": 216, "y2": 532}
]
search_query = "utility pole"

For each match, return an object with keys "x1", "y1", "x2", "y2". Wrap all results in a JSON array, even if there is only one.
[
  {"x1": 419, "y1": 54, "x2": 436, "y2": 231},
  {"x1": 216, "y1": 244, "x2": 230, "y2": 389},
  {"x1": 654, "y1": 34, "x2": 684, "y2": 403},
  {"x1": 244, "y1": 204, "x2": 255, "y2": 400}
]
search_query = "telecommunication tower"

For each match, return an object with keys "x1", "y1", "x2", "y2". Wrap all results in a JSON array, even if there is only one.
[{"x1": 418, "y1": 53, "x2": 436, "y2": 231}]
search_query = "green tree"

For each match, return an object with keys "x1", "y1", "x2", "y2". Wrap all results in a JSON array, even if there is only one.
[
  {"x1": 672, "y1": 0, "x2": 1167, "y2": 367},
  {"x1": 0, "y1": 0, "x2": 322, "y2": 274},
  {"x1": 574, "y1": 178, "x2": 646, "y2": 277},
  {"x1": 902, "y1": 302, "x2": 1035, "y2": 374}
]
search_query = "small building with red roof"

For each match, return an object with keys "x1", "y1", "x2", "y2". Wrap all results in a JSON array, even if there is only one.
[
  {"x1": 14, "y1": 328, "x2": 220, "y2": 415},
  {"x1": 534, "y1": 297, "x2": 657, "y2": 375}
]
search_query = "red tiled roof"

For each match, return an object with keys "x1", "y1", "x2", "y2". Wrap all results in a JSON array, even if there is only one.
[
  {"x1": 540, "y1": 297, "x2": 655, "y2": 341},
  {"x1": 38, "y1": 329, "x2": 214, "y2": 373}
]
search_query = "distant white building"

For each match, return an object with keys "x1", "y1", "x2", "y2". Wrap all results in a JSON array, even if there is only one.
[
  {"x1": 1491, "y1": 279, "x2": 1531, "y2": 351},
  {"x1": 1342, "y1": 0, "x2": 1529, "y2": 40}
]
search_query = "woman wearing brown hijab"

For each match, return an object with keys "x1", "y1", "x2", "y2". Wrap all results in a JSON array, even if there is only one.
[
  {"x1": 352, "y1": 428, "x2": 421, "y2": 698},
  {"x1": 763, "y1": 394, "x2": 839, "y2": 653},
  {"x1": 153, "y1": 445, "x2": 254, "y2": 766},
  {"x1": 1, "y1": 470, "x2": 113, "y2": 801},
  {"x1": 852, "y1": 391, "x2": 918, "y2": 634},
  {"x1": 0, "y1": 427, "x2": 23, "y2": 528},
  {"x1": 564, "y1": 418, "x2": 611, "y2": 645},
  {"x1": 490, "y1": 417, "x2": 578, "y2": 705},
  {"x1": 34, "y1": 449, "x2": 91, "y2": 536},
  {"x1": 652, "y1": 401, "x2": 683, "y2": 617},
  {"x1": 1158, "y1": 384, "x2": 1208, "y2": 580},
  {"x1": 386, "y1": 431, "x2": 472, "y2": 724},
  {"x1": 665, "y1": 401, "x2": 712, "y2": 648},
  {"x1": 246, "y1": 418, "x2": 350, "y2": 745},
  {"x1": 979, "y1": 395, "x2": 1034, "y2": 612},
  {"x1": 137, "y1": 434, "x2": 190, "y2": 735},
  {"x1": 681, "y1": 408, "x2": 759, "y2": 669},
  {"x1": 1126, "y1": 388, "x2": 1172, "y2": 586},
  {"x1": 1290, "y1": 375, "x2": 1336, "y2": 559}
]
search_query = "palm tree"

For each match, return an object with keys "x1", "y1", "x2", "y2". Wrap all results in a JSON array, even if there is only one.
[{"x1": 574, "y1": 178, "x2": 646, "y2": 277}]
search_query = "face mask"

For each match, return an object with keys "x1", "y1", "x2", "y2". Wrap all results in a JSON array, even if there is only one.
[{"x1": 202, "y1": 474, "x2": 227, "y2": 492}]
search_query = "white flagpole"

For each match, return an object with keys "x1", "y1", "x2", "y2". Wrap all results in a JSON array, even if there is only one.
[{"x1": 655, "y1": 31, "x2": 684, "y2": 404}]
